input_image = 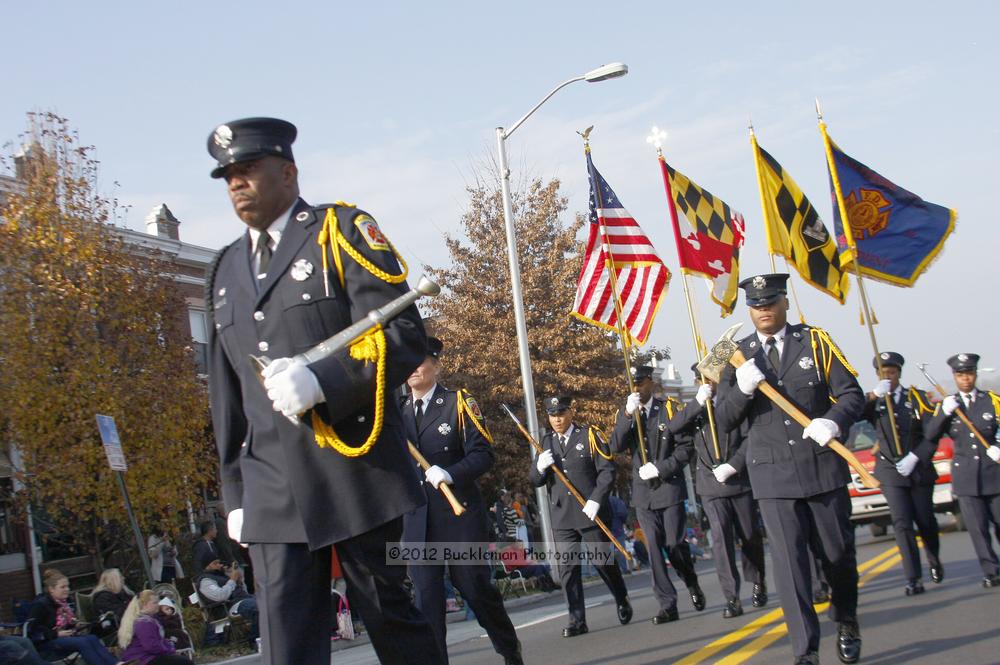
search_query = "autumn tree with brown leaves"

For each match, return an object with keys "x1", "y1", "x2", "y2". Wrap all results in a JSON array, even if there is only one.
[
  {"x1": 0, "y1": 113, "x2": 214, "y2": 572},
  {"x1": 427, "y1": 174, "x2": 664, "y2": 499}
]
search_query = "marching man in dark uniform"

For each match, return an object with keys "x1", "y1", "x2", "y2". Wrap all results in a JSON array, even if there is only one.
[
  {"x1": 204, "y1": 118, "x2": 442, "y2": 665},
  {"x1": 716, "y1": 274, "x2": 864, "y2": 665},
  {"x1": 925, "y1": 353, "x2": 1000, "y2": 588},
  {"x1": 860, "y1": 351, "x2": 943, "y2": 594},
  {"x1": 611, "y1": 366, "x2": 705, "y2": 624},
  {"x1": 401, "y1": 337, "x2": 523, "y2": 665},
  {"x1": 528, "y1": 394, "x2": 632, "y2": 637},
  {"x1": 679, "y1": 365, "x2": 767, "y2": 618}
]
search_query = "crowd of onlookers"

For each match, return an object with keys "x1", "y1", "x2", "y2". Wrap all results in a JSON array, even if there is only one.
[{"x1": 1, "y1": 514, "x2": 259, "y2": 665}]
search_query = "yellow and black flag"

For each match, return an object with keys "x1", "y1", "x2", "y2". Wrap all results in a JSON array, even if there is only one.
[{"x1": 751, "y1": 133, "x2": 850, "y2": 304}]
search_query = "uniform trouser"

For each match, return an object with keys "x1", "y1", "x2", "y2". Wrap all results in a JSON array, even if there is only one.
[
  {"x1": 554, "y1": 525, "x2": 629, "y2": 627},
  {"x1": 410, "y1": 561, "x2": 520, "y2": 663},
  {"x1": 702, "y1": 492, "x2": 766, "y2": 601},
  {"x1": 882, "y1": 483, "x2": 941, "y2": 581},
  {"x1": 249, "y1": 517, "x2": 443, "y2": 665},
  {"x1": 957, "y1": 493, "x2": 1000, "y2": 576},
  {"x1": 635, "y1": 503, "x2": 698, "y2": 611},
  {"x1": 758, "y1": 487, "x2": 859, "y2": 658}
]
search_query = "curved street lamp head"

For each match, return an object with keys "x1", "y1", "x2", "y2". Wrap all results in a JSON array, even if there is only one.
[{"x1": 584, "y1": 62, "x2": 628, "y2": 82}]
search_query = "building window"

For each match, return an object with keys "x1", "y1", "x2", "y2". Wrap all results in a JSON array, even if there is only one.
[{"x1": 189, "y1": 309, "x2": 208, "y2": 374}]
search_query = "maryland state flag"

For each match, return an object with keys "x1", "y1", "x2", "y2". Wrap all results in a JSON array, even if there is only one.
[
  {"x1": 751, "y1": 134, "x2": 850, "y2": 303},
  {"x1": 826, "y1": 137, "x2": 956, "y2": 287},
  {"x1": 660, "y1": 157, "x2": 745, "y2": 315}
]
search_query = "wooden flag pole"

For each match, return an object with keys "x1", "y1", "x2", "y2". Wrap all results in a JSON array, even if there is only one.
[
  {"x1": 817, "y1": 100, "x2": 904, "y2": 458},
  {"x1": 651, "y1": 131, "x2": 722, "y2": 462}
]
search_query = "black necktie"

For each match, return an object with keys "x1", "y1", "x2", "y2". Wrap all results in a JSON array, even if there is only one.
[
  {"x1": 765, "y1": 337, "x2": 780, "y2": 372},
  {"x1": 414, "y1": 399, "x2": 424, "y2": 429},
  {"x1": 256, "y1": 235, "x2": 273, "y2": 277}
]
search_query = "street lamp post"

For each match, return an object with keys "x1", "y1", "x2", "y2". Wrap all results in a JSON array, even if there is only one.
[{"x1": 494, "y1": 62, "x2": 628, "y2": 560}]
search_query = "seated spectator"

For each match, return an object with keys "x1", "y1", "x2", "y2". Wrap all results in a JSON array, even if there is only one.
[
  {"x1": 197, "y1": 559, "x2": 259, "y2": 640},
  {"x1": 148, "y1": 527, "x2": 184, "y2": 585},
  {"x1": 0, "y1": 634, "x2": 52, "y2": 665},
  {"x1": 498, "y1": 541, "x2": 558, "y2": 592},
  {"x1": 153, "y1": 598, "x2": 191, "y2": 652},
  {"x1": 91, "y1": 568, "x2": 134, "y2": 636},
  {"x1": 118, "y1": 590, "x2": 193, "y2": 665},
  {"x1": 27, "y1": 569, "x2": 121, "y2": 665}
]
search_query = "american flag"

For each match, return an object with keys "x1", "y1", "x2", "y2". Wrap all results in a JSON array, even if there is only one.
[{"x1": 571, "y1": 151, "x2": 671, "y2": 346}]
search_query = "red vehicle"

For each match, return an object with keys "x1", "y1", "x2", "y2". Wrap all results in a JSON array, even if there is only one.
[{"x1": 846, "y1": 421, "x2": 962, "y2": 536}]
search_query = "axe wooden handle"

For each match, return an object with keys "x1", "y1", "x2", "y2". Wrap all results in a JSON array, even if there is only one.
[
  {"x1": 731, "y1": 350, "x2": 880, "y2": 489},
  {"x1": 408, "y1": 442, "x2": 466, "y2": 516}
]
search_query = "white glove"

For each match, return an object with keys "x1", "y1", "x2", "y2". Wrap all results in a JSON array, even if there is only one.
[
  {"x1": 536, "y1": 449, "x2": 555, "y2": 473},
  {"x1": 582, "y1": 500, "x2": 600, "y2": 521},
  {"x1": 713, "y1": 463, "x2": 737, "y2": 483},
  {"x1": 987, "y1": 446, "x2": 1000, "y2": 463},
  {"x1": 736, "y1": 360, "x2": 765, "y2": 395},
  {"x1": 696, "y1": 383, "x2": 714, "y2": 406},
  {"x1": 639, "y1": 462, "x2": 660, "y2": 480},
  {"x1": 802, "y1": 418, "x2": 840, "y2": 446},
  {"x1": 895, "y1": 452, "x2": 919, "y2": 476},
  {"x1": 872, "y1": 379, "x2": 892, "y2": 398},
  {"x1": 263, "y1": 357, "x2": 325, "y2": 417},
  {"x1": 227, "y1": 509, "x2": 244, "y2": 545},
  {"x1": 942, "y1": 395, "x2": 960, "y2": 416},
  {"x1": 424, "y1": 465, "x2": 453, "y2": 489},
  {"x1": 625, "y1": 392, "x2": 643, "y2": 416}
]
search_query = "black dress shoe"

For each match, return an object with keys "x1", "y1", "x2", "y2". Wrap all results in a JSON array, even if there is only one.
[
  {"x1": 562, "y1": 623, "x2": 588, "y2": 638},
  {"x1": 689, "y1": 584, "x2": 706, "y2": 611},
  {"x1": 794, "y1": 652, "x2": 820, "y2": 665},
  {"x1": 930, "y1": 564, "x2": 944, "y2": 584},
  {"x1": 837, "y1": 619, "x2": 861, "y2": 664},
  {"x1": 651, "y1": 607, "x2": 679, "y2": 624},
  {"x1": 983, "y1": 574, "x2": 1000, "y2": 588},
  {"x1": 617, "y1": 597, "x2": 633, "y2": 624},
  {"x1": 904, "y1": 580, "x2": 925, "y2": 596},
  {"x1": 752, "y1": 582, "x2": 768, "y2": 608},
  {"x1": 722, "y1": 599, "x2": 743, "y2": 618},
  {"x1": 813, "y1": 587, "x2": 830, "y2": 604}
]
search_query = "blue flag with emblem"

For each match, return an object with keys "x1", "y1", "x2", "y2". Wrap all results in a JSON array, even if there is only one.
[{"x1": 826, "y1": 138, "x2": 956, "y2": 287}]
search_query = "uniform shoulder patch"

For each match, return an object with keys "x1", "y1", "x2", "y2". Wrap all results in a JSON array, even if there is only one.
[
  {"x1": 464, "y1": 393, "x2": 485, "y2": 420},
  {"x1": 354, "y1": 214, "x2": 390, "y2": 251}
]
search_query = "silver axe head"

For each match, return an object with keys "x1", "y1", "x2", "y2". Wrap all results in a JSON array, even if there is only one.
[{"x1": 695, "y1": 323, "x2": 744, "y2": 383}]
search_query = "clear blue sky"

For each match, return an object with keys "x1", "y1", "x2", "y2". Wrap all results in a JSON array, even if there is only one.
[{"x1": 5, "y1": 0, "x2": 998, "y2": 393}]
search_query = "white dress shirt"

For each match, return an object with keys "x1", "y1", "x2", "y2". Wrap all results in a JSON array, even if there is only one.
[
  {"x1": 248, "y1": 202, "x2": 295, "y2": 274},
  {"x1": 411, "y1": 384, "x2": 438, "y2": 416},
  {"x1": 756, "y1": 325, "x2": 788, "y2": 359}
]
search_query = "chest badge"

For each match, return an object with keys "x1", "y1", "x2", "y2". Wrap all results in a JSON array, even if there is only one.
[
  {"x1": 983, "y1": 412, "x2": 994, "y2": 421},
  {"x1": 435, "y1": 397, "x2": 444, "y2": 405},
  {"x1": 438, "y1": 423, "x2": 452, "y2": 435},
  {"x1": 749, "y1": 340, "x2": 757, "y2": 349},
  {"x1": 575, "y1": 442, "x2": 584, "y2": 451},
  {"x1": 290, "y1": 259, "x2": 314, "y2": 281},
  {"x1": 658, "y1": 423, "x2": 667, "y2": 431},
  {"x1": 799, "y1": 356, "x2": 815, "y2": 370}
]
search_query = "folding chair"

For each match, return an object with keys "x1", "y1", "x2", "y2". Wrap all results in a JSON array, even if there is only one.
[
  {"x1": 74, "y1": 591, "x2": 117, "y2": 648},
  {"x1": 22, "y1": 618, "x2": 81, "y2": 665},
  {"x1": 153, "y1": 583, "x2": 195, "y2": 659}
]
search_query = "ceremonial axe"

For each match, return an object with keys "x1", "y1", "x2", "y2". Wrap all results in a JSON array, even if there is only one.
[{"x1": 697, "y1": 323, "x2": 879, "y2": 489}]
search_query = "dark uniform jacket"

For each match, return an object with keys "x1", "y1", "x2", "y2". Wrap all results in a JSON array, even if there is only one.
[
  {"x1": 860, "y1": 386, "x2": 938, "y2": 487},
  {"x1": 206, "y1": 199, "x2": 427, "y2": 548},
  {"x1": 926, "y1": 389, "x2": 1000, "y2": 497},
  {"x1": 672, "y1": 399, "x2": 752, "y2": 499},
  {"x1": 401, "y1": 385, "x2": 495, "y2": 544},
  {"x1": 716, "y1": 323, "x2": 865, "y2": 500},
  {"x1": 611, "y1": 398, "x2": 693, "y2": 510},
  {"x1": 529, "y1": 424, "x2": 615, "y2": 530}
]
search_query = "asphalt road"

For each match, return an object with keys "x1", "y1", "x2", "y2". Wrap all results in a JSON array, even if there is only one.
[{"x1": 228, "y1": 519, "x2": 999, "y2": 665}]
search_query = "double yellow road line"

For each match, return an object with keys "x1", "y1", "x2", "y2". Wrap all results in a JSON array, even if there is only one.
[{"x1": 676, "y1": 545, "x2": 903, "y2": 664}]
